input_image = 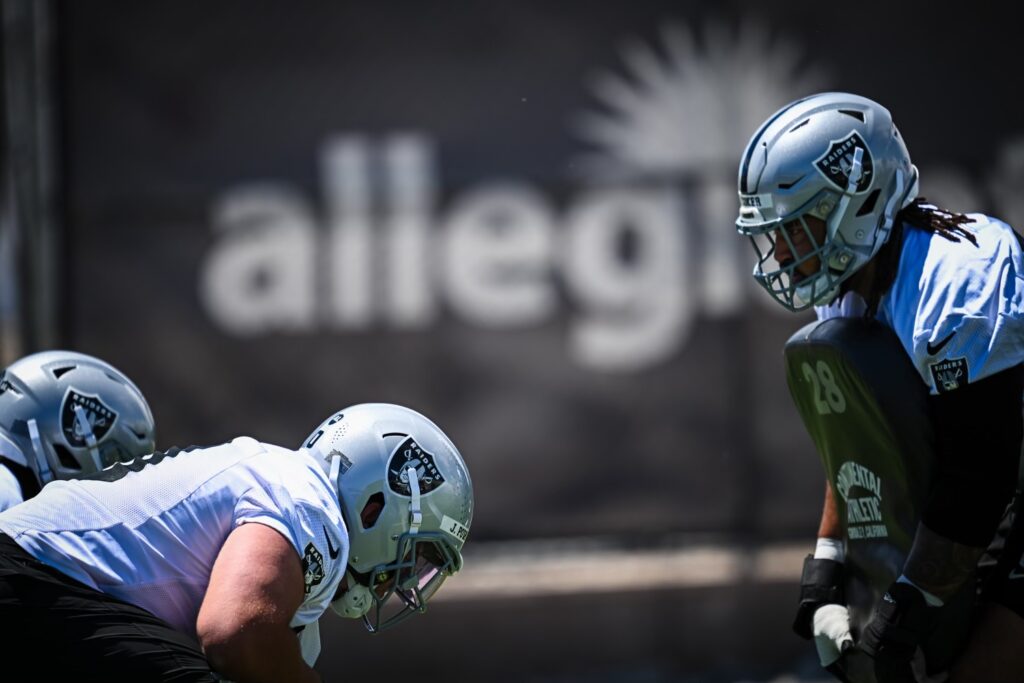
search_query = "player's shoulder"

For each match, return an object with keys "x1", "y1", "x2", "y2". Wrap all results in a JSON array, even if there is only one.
[
  {"x1": 899, "y1": 213, "x2": 1018, "y2": 297},
  {"x1": 964, "y1": 212, "x2": 1023, "y2": 249},
  {"x1": 247, "y1": 442, "x2": 339, "y2": 506},
  {"x1": 888, "y1": 213, "x2": 1023, "y2": 393}
]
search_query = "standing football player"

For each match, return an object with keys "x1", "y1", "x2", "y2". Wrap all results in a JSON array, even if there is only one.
[
  {"x1": 0, "y1": 402, "x2": 474, "y2": 682},
  {"x1": 0, "y1": 349, "x2": 156, "y2": 511},
  {"x1": 735, "y1": 92, "x2": 1024, "y2": 682}
]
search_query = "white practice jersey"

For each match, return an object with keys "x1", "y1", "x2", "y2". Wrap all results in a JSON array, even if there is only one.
[
  {"x1": 817, "y1": 215, "x2": 1024, "y2": 395},
  {"x1": 0, "y1": 463, "x2": 22, "y2": 512},
  {"x1": 0, "y1": 436, "x2": 348, "y2": 636}
]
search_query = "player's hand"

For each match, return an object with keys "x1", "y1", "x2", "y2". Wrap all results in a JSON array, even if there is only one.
[
  {"x1": 793, "y1": 554, "x2": 845, "y2": 640},
  {"x1": 812, "y1": 603, "x2": 853, "y2": 667},
  {"x1": 858, "y1": 582, "x2": 938, "y2": 683}
]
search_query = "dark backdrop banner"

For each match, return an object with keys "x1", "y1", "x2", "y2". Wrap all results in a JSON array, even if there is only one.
[{"x1": 58, "y1": 1, "x2": 1022, "y2": 543}]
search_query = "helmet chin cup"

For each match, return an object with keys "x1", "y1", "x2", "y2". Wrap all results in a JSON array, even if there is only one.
[
  {"x1": 795, "y1": 276, "x2": 839, "y2": 310},
  {"x1": 331, "y1": 572, "x2": 373, "y2": 618}
]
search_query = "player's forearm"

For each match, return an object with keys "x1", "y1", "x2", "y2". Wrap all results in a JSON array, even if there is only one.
[
  {"x1": 903, "y1": 522, "x2": 984, "y2": 600},
  {"x1": 817, "y1": 479, "x2": 842, "y2": 539},
  {"x1": 201, "y1": 623, "x2": 321, "y2": 683}
]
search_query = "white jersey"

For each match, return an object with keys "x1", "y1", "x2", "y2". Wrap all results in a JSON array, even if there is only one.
[
  {"x1": 817, "y1": 215, "x2": 1024, "y2": 395},
  {"x1": 0, "y1": 436, "x2": 347, "y2": 637},
  {"x1": 0, "y1": 463, "x2": 22, "y2": 512}
]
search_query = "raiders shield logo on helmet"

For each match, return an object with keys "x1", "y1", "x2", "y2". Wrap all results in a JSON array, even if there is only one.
[
  {"x1": 814, "y1": 131, "x2": 874, "y2": 193},
  {"x1": 61, "y1": 389, "x2": 118, "y2": 447},
  {"x1": 387, "y1": 436, "x2": 446, "y2": 496}
]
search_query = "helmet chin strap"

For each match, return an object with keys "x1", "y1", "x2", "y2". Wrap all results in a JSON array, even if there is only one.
[
  {"x1": 322, "y1": 450, "x2": 375, "y2": 620},
  {"x1": 802, "y1": 146, "x2": 864, "y2": 306},
  {"x1": 26, "y1": 419, "x2": 53, "y2": 484},
  {"x1": 825, "y1": 146, "x2": 864, "y2": 252},
  {"x1": 73, "y1": 405, "x2": 103, "y2": 471},
  {"x1": 332, "y1": 467, "x2": 425, "y2": 623},
  {"x1": 407, "y1": 465, "x2": 422, "y2": 535},
  {"x1": 326, "y1": 451, "x2": 344, "y2": 501},
  {"x1": 882, "y1": 167, "x2": 908, "y2": 235}
]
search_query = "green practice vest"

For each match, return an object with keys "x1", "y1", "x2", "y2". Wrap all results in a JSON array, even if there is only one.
[{"x1": 785, "y1": 317, "x2": 973, "y2": 674}]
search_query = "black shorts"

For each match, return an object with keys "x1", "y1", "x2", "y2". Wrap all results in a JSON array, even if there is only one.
[{"x1": 0, "y1": 533, "x2": 217, "y2": 682}]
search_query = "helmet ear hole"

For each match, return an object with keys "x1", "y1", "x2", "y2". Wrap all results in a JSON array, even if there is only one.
[
  {"x1": 52, "y1": 444, "x2": 80, "y2": 470},
  {"x1": 856, "y1": 189, "x2": 882, "y2": 217},
  {"x1": 360, "y1": 492, "x2": 385, "y2": 529}
]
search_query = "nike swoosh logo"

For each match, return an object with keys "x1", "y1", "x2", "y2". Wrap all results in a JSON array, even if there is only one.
[
  {"x1": 323, "y1": 526, "x2": 340, "y2": 560},
  {"x1": 926, "y1": 330, "x2": 956, "y2": 355}
]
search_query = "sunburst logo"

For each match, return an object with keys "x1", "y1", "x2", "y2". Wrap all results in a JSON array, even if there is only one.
[{"x1": 572, "y1": 20, "x2": 831, "y2": 181}]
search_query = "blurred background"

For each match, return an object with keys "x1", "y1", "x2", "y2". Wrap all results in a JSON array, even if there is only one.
[{"x1": 1, "y1": 1, "x2": 1021, "y2": 681}]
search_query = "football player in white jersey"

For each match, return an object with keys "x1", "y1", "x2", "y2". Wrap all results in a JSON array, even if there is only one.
[
  {"x1": 736, "y1": 92, "x2": 1024, "y2": 682},
  {"x1": 0, "y1": 402, "x2": 474, "y2": 682},
  {"x1": 0, "y1": 349, "x2": 157, "y2": 511}
]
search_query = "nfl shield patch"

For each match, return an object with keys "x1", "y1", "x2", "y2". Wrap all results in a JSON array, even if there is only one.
[
  {"x1": 929, "y1": 357, "x2": 969, "y2": 393},
  {"x1": 302, "y1": 542, "x2": 325, "y2": 594},
  {"x1": 61, "y1": 389, "x2": 118, "y2": 446},
  {"x1": 814, "y1": 131, "x2": 874, "y2": 193}
]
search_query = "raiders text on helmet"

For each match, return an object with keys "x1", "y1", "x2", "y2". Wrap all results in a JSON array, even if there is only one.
[{"x1": 735, "y1": 92, "x2": 919, "y2": 310}]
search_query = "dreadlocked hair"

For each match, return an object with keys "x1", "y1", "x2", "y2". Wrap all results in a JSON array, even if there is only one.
[
  {"x1": 853, "y1": 197, "x2": 978, "y2": 316},
  {"x1": 895, "y1": 197, "x2": 978, "y2": 246}
]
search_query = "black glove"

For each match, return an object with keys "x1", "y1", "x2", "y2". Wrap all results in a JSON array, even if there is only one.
[
  {"x1": 858, "y1": 581, "x2": 939, "y2": 683},
  {"x1": 792, "y1": 554, "x2": 845, "y2": 640}
]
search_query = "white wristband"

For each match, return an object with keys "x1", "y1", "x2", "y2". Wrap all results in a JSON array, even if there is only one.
[{"x1": 814, "y1": 537, "x2": 845, "y2": 563}]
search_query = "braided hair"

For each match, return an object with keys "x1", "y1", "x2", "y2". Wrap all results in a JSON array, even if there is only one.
[
  {"x1": 858, "y1": 197, "x2": 977, "y2": 314},
  {"x1": 895, "y1": 197, "x2": 978, "y2": 246}
]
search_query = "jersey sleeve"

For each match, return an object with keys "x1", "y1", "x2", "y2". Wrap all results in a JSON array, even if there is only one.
[
  {"x1": 896, "y1": 218, "x2": 1024, "y2": 395},
  {"x1": 913, "y1": 313, "x2": 997, "y2": 394},
  {"x1": 0, "y1": 464, "x2": 24, "y2": 512},
  {"x1": 234, "y1": 480, "x2": 347, "y2": 626}
]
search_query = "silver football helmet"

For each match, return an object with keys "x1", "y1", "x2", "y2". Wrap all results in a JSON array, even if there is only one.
[
  {"x1": 735, "y1": 92, "x2": 920, "y2": 310},
  {"x1": 302, "y1": 402, "x2": 473, "y2": 633},
  {"x1": 0, "y1": 350, "x2": 156, "y2": 486}
]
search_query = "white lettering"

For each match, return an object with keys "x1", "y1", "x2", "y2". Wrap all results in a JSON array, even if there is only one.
[
  {"x1": 199, "y1": 134, "x2": 829, "y2": 371},
  {"x1": 199, "y1": 185, "x2": 316, "y2": 334},
  {"x1": 323, "y1": 136, "x2": 374, "y2": 329},
  {"x1": 563, "y1": 187, "x2": 688, "y2": 371},
  {"x1": 442, "y1": 184, "x2": 556, "y2": 327}
]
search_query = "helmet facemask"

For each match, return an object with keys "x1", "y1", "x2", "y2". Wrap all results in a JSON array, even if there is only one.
[
  {"x1": 357, "y1": 530, "x2": 461, "y2": 633},
  {"x1": 740, "y1": 189, "x2": 845, "y2": 311}
]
